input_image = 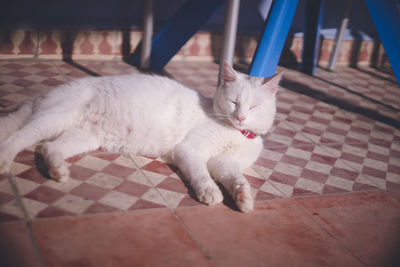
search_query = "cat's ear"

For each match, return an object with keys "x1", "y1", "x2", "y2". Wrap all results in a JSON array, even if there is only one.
[
  {"x1": 262, "y1": 72, "x2": 283, "y2": 96},
  {"x1": 222, "y1": 61, "x2": 237, "y2": 85}
]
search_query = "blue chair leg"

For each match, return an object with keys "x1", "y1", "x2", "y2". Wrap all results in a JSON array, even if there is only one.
[
  {"x1": 365, "y1": 0, "x2": 400, "y2": 86},
  {"x1": 249, "y1": 0, "x2": 299, "y2": 78},
  {"x1": 300, "y1": 0, "x2": 324, "y2": 75},
  {"x1": 129, "y1": 0, "x2": 224, "y2": 70}
]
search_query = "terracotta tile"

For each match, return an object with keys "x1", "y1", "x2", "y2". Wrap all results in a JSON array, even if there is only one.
[
  {"x1": 24, "y1": 186, "x2": 64, "y2": 204},
  {"x1": 176, "y1": 201, "x2": 362, "y2": 266},
  {"x1": 269, "y1": 171, "x2": 298, "y2": 186},
  {"x1": 84, "y1": 202, "x2": 119, "y2": 214},
  {"x1": 244, "y1": 174, "x2": 266, "y2": 189},
  {"x1": 362, "y1": 166, "x2": 386, "y2": 179},
  {"x1": 17, "y1": 167, "x2": 48, "y2": 184},
  {"x1": 0, "y1": 222, "x2": 42, "y2": 267},
  {"x1": 0, "y1": 191, "x2": 14, "y2": 205},
  {"x1": 68, "y1": 165, "x2": 97, "y2": 181},
  {"x1": 90, "y1": 151, "x2": 120, "y2": 161},
  {"x1": 142, "y1": 160, "x2": 175, "y2": 176},
  {"x1": 255, "y1": 190, "x2": 282, "y2": 201},
  {"x1": 128, "y1": 199, "x2": 166, "y2": 210},
  {"x1": 36, "y1": 206, "x2": 75, "y2": 219},
  {"x1": 300, "y1": 168, "x2": 329, "y2": 184},
  {"x1": 178, "y1": 195, "x2": 201, "y2": 207},
  {"x1": 101, "y1": 163, "x2": 136, "y2": 178},
  {"x1": 291, "y1": 187, "x2": 320, "y2": 197},
  {"x1": 31, "y1": 209, "x2": 210, "y2": 267},
  {"x1": 388, "y1": 189, "x2": 400, "y2": 203},
  {"x1": 296, "y1": 191, "x2": 400, "y2": 266},
  {"x1": 330, "y1": 167, "x2": 359, "y2": 181},
  {"x1": 322, "y1": 184, "x2": 349, "y2": 194},
  {"x1": 156, "y1": 177, "x2": 188, "y2": 194}
]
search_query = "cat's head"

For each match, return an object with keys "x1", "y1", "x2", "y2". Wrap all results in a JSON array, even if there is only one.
[{"x1": 213, "y1": 62, "x2": 282, "y2": 135}]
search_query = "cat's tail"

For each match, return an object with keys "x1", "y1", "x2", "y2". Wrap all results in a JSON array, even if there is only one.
[{"x1": 0, "y1": 100, "x2": 34, "y2": 143}]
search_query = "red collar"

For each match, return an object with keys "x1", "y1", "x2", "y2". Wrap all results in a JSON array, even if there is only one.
[{"x1": 240, "y1": 130, "x2": 258, "y2": 139}]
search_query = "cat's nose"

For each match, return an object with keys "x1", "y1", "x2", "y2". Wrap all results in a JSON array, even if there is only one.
[{"x1": 236, "y1": 115, "x2": 246, "y2": 122}]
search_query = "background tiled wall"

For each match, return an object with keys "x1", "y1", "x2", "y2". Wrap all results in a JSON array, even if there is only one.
[{"x1": 0, "y1": 29, "x2": 391, "y2": 69}]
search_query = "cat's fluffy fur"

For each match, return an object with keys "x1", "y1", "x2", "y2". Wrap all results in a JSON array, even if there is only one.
[{"x1": 0, "y1": 62, "x2": 281, "y2": 212}]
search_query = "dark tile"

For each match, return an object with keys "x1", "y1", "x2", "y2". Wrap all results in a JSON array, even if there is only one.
[
  {"x1": 114, "y1": 180, "x2": 151, "y2": 197},
  {"x1": 24, "y1": 186, "x2": 64, "y2": 204},
  {"x1": 128, "y1": 199, "x2": 166, "y2": 210},
  {"x1": 142, "y1": 161, "x2": 175, "y2": 176},
  {"x1": 101, "y1": 163, "x2": 136, "y2": 179},
  {"x1": 84, "y1": 202, "x2": 119, "y2": 214},
  {"x1": 68, "y1": 165, "x2": 96, "y2": 181},
  {"x1": 156, "y1": 177, "x2": 188, "y2": 194},
  {"x1": 36, "y1": 206, "x2": 74, "y2": 219}
]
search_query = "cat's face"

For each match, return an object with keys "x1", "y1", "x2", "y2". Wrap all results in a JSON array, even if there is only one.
[{"x1": 213, "y1": 62, "x2": 281, "y2": 135}]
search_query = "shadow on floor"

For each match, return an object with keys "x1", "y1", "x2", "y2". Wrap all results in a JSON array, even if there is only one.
[
  {"x1": 281, "y1": 77, "x2": 400, "y2": 129},
  {"x1": 312, "y1": 74, "x2": 400, "y2": 113}
]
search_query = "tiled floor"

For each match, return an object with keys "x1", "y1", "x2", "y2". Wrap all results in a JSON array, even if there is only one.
[{"x1": 0, "y1": 59, "x2": 399, "y2": 266}]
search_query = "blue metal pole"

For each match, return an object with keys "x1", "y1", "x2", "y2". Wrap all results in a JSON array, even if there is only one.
[
  {"x1": 365, "y1": 0, "x2": 400, "y2": 86},
  {"x1": 249, "y1": 0, "x2": 299, "y2": 78},
  {"x1": 300, "y1": 0, "x2": 324, "y2": 75},
  {"x1": 129, "y1": 0, "x2": 224, "y2": 70}
]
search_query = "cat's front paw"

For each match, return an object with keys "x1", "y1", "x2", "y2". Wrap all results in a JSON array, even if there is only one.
[
  {"x1": 48, "y1": 162, "x2": 70, "y2": 182},
  {"x1": 196, "y1": 183, "x2": 223, "y2": 206},
  {"x1": 233, "y1": 183, "x2": 254, "y2": 213}
]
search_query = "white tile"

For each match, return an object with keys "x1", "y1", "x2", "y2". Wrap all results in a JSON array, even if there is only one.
[
  {"x1": 43, "y1": 178, "x2": 82, "y2": 193},
  {"x1": 76, "y1": 155, "x2": 110, "y2": 171},
  {"x1": 87, "y1": 173, "x2": 123, "y2": 189},
  {"x1": 295, "y1": 178, "x2": 324, "y2": 194},
  {"x1": 305, "y1": 161, "x2": 332, "y2": 175},
  {"x1": 0, "y1": 179, "x2": 13, "y2": 195},
  {"x1": 10, "y1": 162, "x2": 32, "y2": 176},
  {"x1": 259, "y1": 181, "x2": 286, "y2": 197},
  {"x1": 98, "y1": 191, "x2": 138, "y2": 210},
  {"x1": 363, "y1": 158, "x2": 388, "y2": 171},
  {"x1": 13, "y1": 177, "x2": 40, "y2": 195},
  {"x1": 326, "y1": 176, "x2": 354, "y2": 191},
  {"x1": 357, "y1": 175, "x2": 386, "y2": 190},
  {"x1": 52, "y1": 194, "x2": 94, "y2": 214},
  {"x1": 141, "y1": 170, "x2": 168, "y2": 186},
  {"x1": 126, "y1": 170, "x2": 152, "y2": 186},
  {"x1": 141, "y1": 188, "x2": 167, "y2": 206},
  {"x1": 0, "y1": 199, "x2": 25, "y2": 218},
  {"x1": 21, "y1": 198, "x2": 47, "y2": 219},
  {"x1": 268, "y1": 180, "x2": 293, "y2": 198},
  {"x1": 274, "y1": 162, "x2": 303, "y2": 177},
  {"x1": 156, "y1": 188, "x2": 185, "y2": 208}
]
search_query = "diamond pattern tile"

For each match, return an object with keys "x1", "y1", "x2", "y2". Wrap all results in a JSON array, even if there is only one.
[
  {"x1": 0, "y1": 59, "x2": 399, "y2": 220},
  {"x1": 0, "y1": 174, "x2": 25, "y2": 222}
]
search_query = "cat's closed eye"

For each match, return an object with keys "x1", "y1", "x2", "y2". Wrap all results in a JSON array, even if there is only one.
[{"x1": 229, "y1": 100, "x2": 238, "y2": 107}]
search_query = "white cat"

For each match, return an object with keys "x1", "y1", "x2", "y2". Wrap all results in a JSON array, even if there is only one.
[{"x1": 0, "y1": 62, "x2": 281, "y2": 212}]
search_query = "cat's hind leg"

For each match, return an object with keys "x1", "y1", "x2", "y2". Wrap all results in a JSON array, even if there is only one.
[
  {"x1": 208, "y1": 155, "x2": 254, "y2": 212},
  {"x1": 0, "y1": 100, "x2": 33, "y2": 143},
  {"x1": 0, "y1": 111, "x2": 72, "y2": 174},
  {"x1": 41, "y1": 128, "x2": 100, "y2": 182}
]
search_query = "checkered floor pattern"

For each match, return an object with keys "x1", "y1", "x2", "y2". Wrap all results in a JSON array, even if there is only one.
[{"x1": 0, "y1": 60, "x2": 399, "y2": 221}]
